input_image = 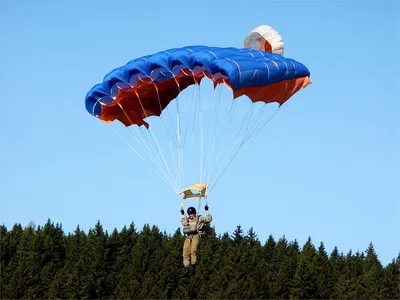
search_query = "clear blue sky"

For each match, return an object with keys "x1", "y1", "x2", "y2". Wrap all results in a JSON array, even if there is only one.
[{"x1": 1, "y1": 0, "x2": 398, "y2": 266}]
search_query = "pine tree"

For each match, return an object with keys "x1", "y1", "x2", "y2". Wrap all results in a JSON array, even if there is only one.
[
  {"x1": 360, "y1": 242, "x2": 384, "y2": 298},
  {"x1": 196, "y1": 226, "x2": 219, "y2": 298},
  {"x1": 47, "y1": 267, "x2": 68, "y2": 299},
  {"x1": 140, "y1": 225, "x2": 168, "y2": 299},
  {"x1": 38, "y1": 219, "x2": 66, "y2": 298},
  {"x1": 104, "y1": 227, "x2": 121, "y2": 295},
  {"x1": 329, "y1": 245, "x2": 345, "y2": 298},
  {"x1": 106, "y1": 223, "x2": 138, "y2": 295},
  {"x1": 61, "y1": 225, "x2": 88, "y2": 299},
  {"x1": 245, "y1": 232, "x2": 263, "y2": 298},
  {"x1": 115, "y1": 224, "x2": 165, "y2": 299},
  {"x1": 231, "y1": 225, "x2": 244, "y2": 244},
  {"x1": 7, "y1": 225, "x2": 41, "y2": 299},
  {"x1": 381, "y1": 253, "x2": 399, "y2": 299},
  {"x1": 256, "y1": 234, "x2": 276, "y2": 299},
  {"x1": 333, "y1": 250, "x2": 364, "y2": 299},
  {"x1": 156, "y1": 228, "x2": 184, "y2": 299},
  {"x1": 0, "y1": 224, "x2": 9, "y2": 300},
  {"x1": 314, "y1": 241, "x2": 332, "y2": 298},
  {"x1": 285, "y1": 239, "x2": 301, "y2": 296},
  {"x1": 80, "y1": 221, "x2": 110, "y2": 298},
  {"x1": 2, "y1": 224, "x2": 23, "y2": 298},
  {"x1": 245, "y1": 227, "x2": 259, "y2": 247},
  {"x1": 205, "y1": 232, "x2": 232, "y2": 298},
  {"x1": 290, "y1": 237, "x2": 318, "y2": 299},
  {"x1": 225, "y1": 229, "x2": 261, "y2": 299},
  {"x1": 220, "y1": 234, "x2": 253, "y2": 299},
  {"x1": 269, "y1": 235, "x2": 292, "y2": 298},
  {"x1": 1, "y1": 225, "x2": 9, "y2": 266},
  {"x1": 110, "y1": 222, "x2": 138, "y2": 295}
]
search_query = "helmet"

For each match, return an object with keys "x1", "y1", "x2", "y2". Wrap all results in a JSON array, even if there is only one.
[{"x1": 187, "y1": 207, "x2": 196, "y2": 215}]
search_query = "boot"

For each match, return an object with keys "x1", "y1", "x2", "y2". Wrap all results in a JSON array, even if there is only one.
[
  {"x1": 189, "y1": 264, "x2": 196, "y2": 276},
  {"x1": 182, "y1": 266, "x2": 190, "y2": 276}
]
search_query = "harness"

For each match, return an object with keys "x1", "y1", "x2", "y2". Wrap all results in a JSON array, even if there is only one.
[{"x1": 183, "y1": 215, "x2": 207, "y2": 236}]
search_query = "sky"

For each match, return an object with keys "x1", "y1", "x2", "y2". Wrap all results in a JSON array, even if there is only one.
[{"x1": 1, "y1": 0, "x2": 399, "y2": 266}]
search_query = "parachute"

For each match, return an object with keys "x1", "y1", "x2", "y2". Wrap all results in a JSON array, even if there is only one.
[
  {"x1": 85, "y1": 29, "x2": 311, "y2": 210},
  {"x1": 85, "y1": 46, "x2": 308, "y2": 127},
  {"x1": 244, "y1": 25, "x2": 284, "y2": 55}
]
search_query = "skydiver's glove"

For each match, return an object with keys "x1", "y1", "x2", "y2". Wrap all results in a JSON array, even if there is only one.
[
  {"x1": 181, "y1": 208, "x2": 184, "y2": 215},
  {"x1": 205, "y1": 205, "x2": 209, "y2": 211}
]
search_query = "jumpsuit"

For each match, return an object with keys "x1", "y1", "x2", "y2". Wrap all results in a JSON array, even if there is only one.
[{"x1": 181, "y1": 211, "x2": 212, "y2": 267}]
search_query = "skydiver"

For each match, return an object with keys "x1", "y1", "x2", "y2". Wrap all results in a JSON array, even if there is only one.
[{"x1": 180, "y1": 205, "x2": 212, "y2": 276}]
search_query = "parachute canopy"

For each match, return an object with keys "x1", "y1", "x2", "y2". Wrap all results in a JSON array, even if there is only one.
[
  {"x1": 244, "y1": 25, "x2": 284, "y2": 55},
  {"x1": 85, "y1": 46, "x2": 310, "y2": 128},
  {"x1": 85, "y1": 43, "x2": 311, "y2": 202}
]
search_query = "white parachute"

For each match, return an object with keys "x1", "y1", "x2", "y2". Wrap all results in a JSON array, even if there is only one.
[{"x1": 244, "y1": 25, "x2": 284, "y2": 55}]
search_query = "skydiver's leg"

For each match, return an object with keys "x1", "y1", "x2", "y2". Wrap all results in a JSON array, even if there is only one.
[
  {"x1": 190, "y1": 234, "x2": 200, "y2": 265},
  {"x1": 183, "y1": 237, "x2": 191, "y2": 268}
]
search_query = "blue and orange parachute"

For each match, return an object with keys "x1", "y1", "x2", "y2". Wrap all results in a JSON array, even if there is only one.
[
  {"x1": 85, "y1": 33, "x2": 311, "y2": 204},
  {"x1": 85, "y1": 46, "x2": 310, "y2": 128}
]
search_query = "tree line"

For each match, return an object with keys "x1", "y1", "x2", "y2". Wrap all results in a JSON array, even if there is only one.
[{"x1": 1, "y1": 219, "x2": 399, "y2": 299}]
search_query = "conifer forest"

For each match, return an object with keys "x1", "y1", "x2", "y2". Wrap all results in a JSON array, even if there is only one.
[{"x1": 1, "y1": 219, "x2": 399, "y2": 299}]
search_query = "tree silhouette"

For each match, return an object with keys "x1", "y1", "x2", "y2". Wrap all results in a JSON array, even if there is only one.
[{"x1": 0, "y1": 219, "x2": 397, "y2": 299}]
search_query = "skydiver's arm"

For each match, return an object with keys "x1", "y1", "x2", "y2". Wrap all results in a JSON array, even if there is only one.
[
  {"x1": 181, "y1": 215, "x2": 187, "y2": 226},
  {"x1": 180, "y1": 207, "x2": 187, "y2": 226},
  {"x1": 200, "y1": 211, "x2": 212, "y2": 223}
]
